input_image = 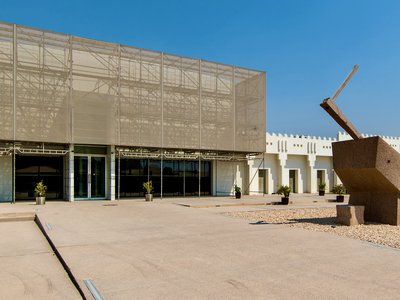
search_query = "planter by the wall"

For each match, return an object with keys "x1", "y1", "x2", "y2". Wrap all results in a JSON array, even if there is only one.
[
  {"x1": 319, "y1": 191, "x2": 325, "y2": 196},
  {"x1": 235, "y1": 192, "x2": 241, "y2": 199},
  {"x1": 336, "y1": 195, "x2": 344, "y2": 202},
  {"x1": 145, "y1": 194, "x2": 153, "y2": 202},
  {"x1": 281, "y1": 197, "x2": 289, "y2": 205},
  {"x1": 36, "y1": 197, "x2": 46, "y2": 205}
]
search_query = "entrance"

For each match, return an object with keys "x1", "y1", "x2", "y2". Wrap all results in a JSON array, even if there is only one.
[
  {"x1": 258, "y1": 169, "x2": 268, "y2": 194},
  {"x1": 289, "y1": 169, "x2": 297, "y2": 193},
  {"x1": 74, "y1": 156, "x2": 106, "y2": 199},
  {"x1": 317, "y1": 170, "x2": 325, "y2": 186}
]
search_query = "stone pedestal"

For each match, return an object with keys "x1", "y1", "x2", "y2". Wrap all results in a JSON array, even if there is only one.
[
  {"x1": 337, "y1": 205, "x2": 364, "y2": 226},
  {"x1": 333, "y1": 137, "x2": 400, "y2": 225}
]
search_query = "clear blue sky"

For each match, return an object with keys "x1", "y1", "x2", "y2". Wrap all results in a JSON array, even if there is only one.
[{"x1": 2, "y1": 0, "x2": 400, "y2": 137}]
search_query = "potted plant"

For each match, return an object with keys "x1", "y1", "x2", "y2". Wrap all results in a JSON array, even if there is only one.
[
  {"x1": 143, "y1": 180, "x2": 153, "y2": 202},
  {"x1": 34, "y1": 180, "x2": 47, "y2": 205},
  {"x1": 331, "y1": 184, "x2": 346, "y2": 202},
  {"x1": 318, "y1": 182, "x2": 326, "y2": 196},
  {"x1": 234, "y1": 184, "x2": 241, "y2": 199},
  {"x1": 277, "y1": 185, "x2": 291, "y2": 205}
]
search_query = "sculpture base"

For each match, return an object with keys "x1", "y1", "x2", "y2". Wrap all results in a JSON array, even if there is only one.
[{"x1": 336, "y1": 205, "x2": 364, "y2": 226}]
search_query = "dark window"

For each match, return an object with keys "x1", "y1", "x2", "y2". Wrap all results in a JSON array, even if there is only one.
[
  {"x1": 116, "y1": 159, "x2": 211, "y2": 197},
  {"x1": 16, "y1": 156, "x2": 63, "y2": 200}
]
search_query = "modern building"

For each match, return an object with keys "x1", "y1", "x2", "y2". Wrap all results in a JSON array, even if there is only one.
[
  {"x1": 248, "y1": 132, "x2": 400, "y2": 195},
  {"x1": 0, "y1": 21, "x2": 266, "y2": 202}
]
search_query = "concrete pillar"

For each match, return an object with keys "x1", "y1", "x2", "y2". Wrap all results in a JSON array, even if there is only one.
[
  {"x1": 0, "y1": 155, "x2": 12, "y2": 202},
  {"x1": 212, "y1": 160, "x2": 217, "y2": 196},
  {"x1": 278, "y1": 153, "x2": 288, "y2": 186},
  {"x1": 68, "y1": 144, "x2": 74, "y2": 202},
  {"x1": 267, "y1": 168, "x2": 273, "y2": 194},
  {"x1": 297, "y1": 169, "x2": 304, "y2": 194},
  {"x1": 109, "y1": 145, "x2": 115, "y2": 201},
  {"x1": 308, "y1": 154, "x2": 316, "y2": 193},
  {"x1": 323, "y1": 169, "x2": 329, "y2": 193},
  {"x1": 247, "y1": 158, "x2": 258, "y2": 195}
]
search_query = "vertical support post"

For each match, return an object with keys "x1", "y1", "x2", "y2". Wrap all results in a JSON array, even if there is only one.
[
  {"x1": 215, "y1": 160, "x2": 218, "y2": 196},
  {"x1": 278, "y1": 153, "x2": 288, "y2": 187},
  {"x1": 233, "y1": 66, "x2": 236, "y2": 151},
  {"x1": 12, "y1": 25, "x2": 16, "y2": 204},
  {"x1": 147, "y1": 158, "x2": 150, "y2": 182},
  {"x1": 110, "y1": 145, "x2": 115, "y2": 201},
  {"x1": 198, "y1": 155, "x2": 201, "y2": 197},
  {"x1": 160, "y1": 151, "x2": 163, "y2": 200},
  {"x1": 13, "y1": 24, "x2": 16, "y2": 142},
  {"x1": 308, "y1": 155, "x2": 316, "y2": 193},
  {"x1": 198, "y1": 59, "x2": 202, "y2": 198},
  {"x1": 183, "y1": 160, "x2": 186, "y2": 196},
  {"x1": 117, "y1": 150, "x2": 120, "y2": 200},
  {"x1": 199, "y1": 59, "x2": 202, "y2": 151},
  {"x1": 161, "y1": 52, "x2": 164, "y2": 149},
  {"x1": 117, "y1": 44, "x2": 121, "y2": 146},
  {"x1": 12, "y1": 144, "x2": 15, "y2": 204},
  {"x1": 68, "y1": 35, "x2": 73, "y2": 143},
  {"x1": 263, "y1": 152, "x2": 265, "y2": 195},
  {"x1": 68, "y1": 144, "x2": 74, "y2": 201},
  {"x1": 161, "y1": 53, "x2": 164, "y2": 200}
]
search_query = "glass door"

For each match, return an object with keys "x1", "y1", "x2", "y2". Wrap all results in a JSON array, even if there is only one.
[
  {"x1": 91, "y1": 157, "x2": 105, "y2": 198},
  {"x1": 74, "y1": 155, "x2": 105, "y2": 199},
  {"x1": 74, "y1": 156, "x2": 88, "y2": 198}
]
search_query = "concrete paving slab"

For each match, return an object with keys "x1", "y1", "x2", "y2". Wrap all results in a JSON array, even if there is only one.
[
  {"x1": 0, "y1": 212, "x2": 35, "y2": 222},
  {"x1": 10, "y1": 199, "x2": 397, "y2": 300},
  {"x1": 0, "y1": 221, "x2": 81, "y2": 299}
]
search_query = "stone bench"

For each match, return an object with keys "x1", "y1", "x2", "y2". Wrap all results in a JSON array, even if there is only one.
[{"x1": 336, "y1": 205, "x2": 365, "y2": 226}]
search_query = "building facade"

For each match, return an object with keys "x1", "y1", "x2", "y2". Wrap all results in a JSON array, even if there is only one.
[
  {"x1": 0, "y1": 21, "x2": 266, "y2": 202},
  {"x1": 248, "y1": 132, "x2": 400, "y2": 195}
]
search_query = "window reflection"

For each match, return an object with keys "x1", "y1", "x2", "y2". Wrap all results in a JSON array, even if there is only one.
[{"x1": 116, "y1": 159, "x2": 211, "y2": 197}]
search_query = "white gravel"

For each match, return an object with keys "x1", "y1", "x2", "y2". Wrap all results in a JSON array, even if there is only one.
[{"x1": 224, "y1": 207, "x2": 400, "y2": 249}]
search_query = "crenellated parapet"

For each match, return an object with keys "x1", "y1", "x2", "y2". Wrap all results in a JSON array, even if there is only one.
[{"x1": 266, "y1": 132, "x2": 335, "y2": 156}]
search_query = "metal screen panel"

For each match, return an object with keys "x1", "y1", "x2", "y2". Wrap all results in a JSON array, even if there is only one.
[
  {"x1": 163, "y1": 54, "x2": 200, "y2": 149},
  {"x1": 72, "y1": 36, "x2": 118, "y2": 145},
  {"x1": 15, "y1": 25, "x2": 70, "y2": 143},
  {"x1": 3, "y1": 21, "x2": 266, "y2": 154},
  {"x1": 119, "y1": 47, "x2": 162, "y2": 147},
  {"x1": 235, "y1": 68, "x2": 266, "y2": 152},
  {"x1": 0, "y1": 23, "x2": 13, "y2": 140},
  {"x1": 201, "y1": 61, "x2": 234, "y2": 151}
]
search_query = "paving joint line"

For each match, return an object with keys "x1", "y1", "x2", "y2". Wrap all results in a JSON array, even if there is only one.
[{"x1": 34, "y1": 215, "x2": 87, "y2": 299}]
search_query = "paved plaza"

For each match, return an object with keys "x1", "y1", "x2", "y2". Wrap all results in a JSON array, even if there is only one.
[{"x1": 1, "y1": 194, "x2": 400, "y2": 299}]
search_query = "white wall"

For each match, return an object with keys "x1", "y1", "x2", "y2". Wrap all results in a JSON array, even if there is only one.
[
  {"x1": 249, "y1": 132, "x2": 340, "y2": 195},
  {"x1": 0, "y1": 156, "x2": 12, "y2": 202},
  {"x1": 213, "y1": 161, "x2": 247, "y2": 195},
  {"x1": 286, "y1": 155, "x2": 307, "y2": 193},
  {"x1": 315, "y1": 156, "x2": 334, "y2": 192}
]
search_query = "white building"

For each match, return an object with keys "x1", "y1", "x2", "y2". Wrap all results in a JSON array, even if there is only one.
[{"x1": 248, "y1": 132, "x2": 400, "y2": 195}]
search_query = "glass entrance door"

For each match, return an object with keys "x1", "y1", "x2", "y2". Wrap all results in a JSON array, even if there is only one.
[
  {"x1": 91, "y1": 157, "x2": 105, "y2": 198},
  {"x1": 74, "y1": 156, "x2": 105, "y2": 199}
]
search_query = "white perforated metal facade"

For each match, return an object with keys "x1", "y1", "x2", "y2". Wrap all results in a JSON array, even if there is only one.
[{"x1": 0, "y1": 21, "x2": 266, "y2": 153}]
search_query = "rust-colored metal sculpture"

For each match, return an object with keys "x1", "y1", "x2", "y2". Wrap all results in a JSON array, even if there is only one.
[
  {"x1": 321, "y1": 65, "x2": 400, "y2": 225},
  {"x1": 320, "y1": 65, "x2": 362, "y2": 140}
]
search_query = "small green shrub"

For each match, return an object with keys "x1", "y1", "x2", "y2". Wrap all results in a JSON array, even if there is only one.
[
  {"x1": 277, "y1": 185, "x2": 291, "y2": 198},
  {"x1": 143, "y1": 180, "x2": 153, "y2": 194},
  {"x1": 331, "y1": 184, "x2": 346, "y2": 195},
  {"x1": 34, "y1": 180, "x2": 47, "y2": 197},
  {"x1": 234, "y1": 184, "x2": 241, "y2": 193},
  {"x1": 318, "y1": 182, "x2": 326, "y2": 192}
]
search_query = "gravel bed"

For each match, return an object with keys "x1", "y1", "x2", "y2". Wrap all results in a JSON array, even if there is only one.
[{"x1": 224, "y1": 207, "x2": 400, "y2": 249}]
